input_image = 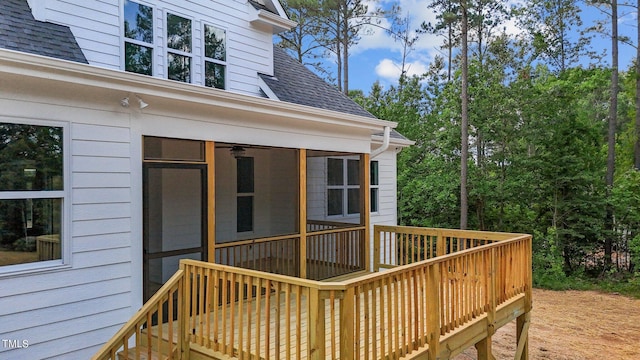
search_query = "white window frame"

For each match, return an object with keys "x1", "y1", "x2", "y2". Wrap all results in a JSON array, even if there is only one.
[
  {"x1": 122, "y1": 0, "x2": 155, "y2": 76},
  {"x1": 165, "y1": 11, "x2": 194, "y2": 83},
  {"x1": 326, "y1": 157, "x2": 360, "y2": 218},
  {"x1": 0, "y1": 118, "x2": 71, "y2": 276},
  {"x1": 370, "y1": 160, "x2": 380, "y2": 214},
  {"x1": 236, "y1": 156, "x2": 255, "y2": 235},
  {"x1": 202, "y1": 22, "x2": 228, "y2": 90}
]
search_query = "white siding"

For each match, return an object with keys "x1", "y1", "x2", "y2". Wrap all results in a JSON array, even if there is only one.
[
  {"x1": 28, "y1": 0, "x2": 275, "y2": 96},
  {"x1": 0, "y1": 88, "x2": 135, "y2": 359},
  {"x1": 215, "y1": 147, "x2": 298, "y2": 242},
  {"x1": 306, "y1": 149, "x2": 400, "y2": 270}
]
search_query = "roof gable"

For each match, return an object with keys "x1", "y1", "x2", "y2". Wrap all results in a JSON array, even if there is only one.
[{"x1": 0, "y1": 0, "x2": 87, "y2": 63}]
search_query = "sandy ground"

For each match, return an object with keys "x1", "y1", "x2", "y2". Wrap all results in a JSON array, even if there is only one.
[{"x1": 454, "y1": 288, "x2": 640, "y2": 359}]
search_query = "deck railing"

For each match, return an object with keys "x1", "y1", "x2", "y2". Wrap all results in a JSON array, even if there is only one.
[
  {"x1": 92, "y1": 270, "x2": 185, "y2": 360},
  {"x1": 214, "y1": 223, "x2": 365, "y2": 281},
  {"x1": 93, "y1": 226, "x2": 532, "y2": 360}
]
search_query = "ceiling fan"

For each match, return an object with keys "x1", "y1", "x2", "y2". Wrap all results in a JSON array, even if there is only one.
[{"x1": 215, "y1": 143, "x2": 271, "y2": 158}]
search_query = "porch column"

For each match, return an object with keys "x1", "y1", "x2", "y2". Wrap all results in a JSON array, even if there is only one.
[
  {"x1": 299, "y1": 149, "x2": 307, "y2": 278},
  {"x1": 206, "y1": 141, "x2": 216, "y2": 263},
  {"x1": 360, "y1": 153, "x2": 371, "y2": 272}
]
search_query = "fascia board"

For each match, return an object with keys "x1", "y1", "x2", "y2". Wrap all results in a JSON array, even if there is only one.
[
  {"x1": 0, "y1": 48, "x2": 396, "y2": 133},
  {"x1": 372, "y1": 134, "x2": 415, "y2": 147}
]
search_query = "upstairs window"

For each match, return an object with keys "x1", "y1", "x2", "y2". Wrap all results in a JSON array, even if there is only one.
[
  {"x1": 204, "y1": 24, "x2": 227, "y2": 89},
  {"x1": 167, "y1": 13, "x2": 192, "y2": 83},
  {"x1": 124, "y1": 0, "x2": 154, "y2": 76},
  {"x1": 327, "y1": 158, "x2": 360, "y2": 217}
]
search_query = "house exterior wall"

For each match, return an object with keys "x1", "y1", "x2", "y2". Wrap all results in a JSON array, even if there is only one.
[
  {"x1": 0, "y1": 86, "x2": 137, "y2": 359},
  {"x1": 307, "y1": 149, "x2": 399, "y2": 228},
  {"x1": 0, "y1": 2, "x2": 406, "y2": 358},
  {"x1": 0, "y1": 49, "x2": 392, "y2": 358},
  {"x1": 26, "y1": 0, "x2": 275, "y2": 96}
]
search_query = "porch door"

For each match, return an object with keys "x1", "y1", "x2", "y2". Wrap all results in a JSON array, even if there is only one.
[{"x1": 143, "y1": 163, "x2": 207, "y2": 301}]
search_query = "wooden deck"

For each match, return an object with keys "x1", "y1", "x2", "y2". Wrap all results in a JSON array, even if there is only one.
[
  {"x1": 93, "y1": 226, "x2": 532, "y2": 360},
  {"x1": 148, "y1": 284, "x2": 528, "y2": 360}
]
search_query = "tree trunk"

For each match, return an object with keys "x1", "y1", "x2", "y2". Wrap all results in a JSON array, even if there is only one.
[
  {"x1": 636, "y1": 0, "x2": 640, "y2": 170},
  {"x1": 605, "y1": 0, "x2": 619, "y2": 269},
  {"x1": 460, "y1": 1, "x2": 469, "y2": 230}
]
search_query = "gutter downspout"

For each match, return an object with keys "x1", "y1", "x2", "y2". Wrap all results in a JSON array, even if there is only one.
[{"x1": 371, "y1": 126, "x2": 391, "y2": 159}]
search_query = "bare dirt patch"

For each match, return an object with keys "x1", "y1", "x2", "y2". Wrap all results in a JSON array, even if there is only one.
[{"x1": 455, "y1": 288, "x2": 640, "y2": 359}]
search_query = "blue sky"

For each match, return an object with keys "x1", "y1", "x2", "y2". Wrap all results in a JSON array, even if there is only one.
[{"x1": 325, "y1": 0, "x2": 639, "y2": 93}]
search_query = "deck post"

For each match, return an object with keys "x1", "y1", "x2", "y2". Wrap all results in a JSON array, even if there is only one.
[
  {"x1": 299, "y1": 149, "x2": 307, "y2": 278},
  {"x1": 426, "y1": 263, "x2": 441, "y2": 359},
  {"x1": 477, "y1": 247, "x2": 497, "y2": 360},
  {"x1": 436, "y1": 229, "x2": 446, "y2": 257},
  {"x1": 340, "y1": 287, "x2": 355, "y2": 360},
  {"x1": 308, "y1": 288, "x2": 326, "y2": 359},
  {"x1": 206, "y1": 141, "x2": 216, "y2": 263},
  {"x1": 515, "y1": 312, "x2": 530, "y2": 360},
  {"x1": 178, "y1": 262, "x2": 190, "y2": 360},
  {"x1": 474, "y1": 335, "x2": 494, "y2": 360},
  {"x1": 361, "y1": 153, "x2": 371, "y2": 272},
  {"x1": 373, "y1": 225, "x2": 380, "y2": 272}
]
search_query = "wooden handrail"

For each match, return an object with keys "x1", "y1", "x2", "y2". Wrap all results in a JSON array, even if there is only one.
[{"x1": 91, "y1": 269, "x2": 185, "y2": 360}]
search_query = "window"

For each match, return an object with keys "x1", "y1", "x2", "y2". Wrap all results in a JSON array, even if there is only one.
[
  {"x1": 237, "y1": 157, "x2": 254, "y2": 232},
  {"x1": 370, "y1": 161, "x2": 379, "y2": 213},
  {"x1": 124, "y1": 0, "x2": 154, "y2": 75},
  {"x1": 203, "y1": 24, "x2": 227, "y2": 89},
  {"x1": 327, "y1": 158, "x2": 360, "y2": 216},
  {"x1": 0, "y1": 122, "x2": 65, "y2": 269},
  {"x1": 122, "y1": 3, "x2": 228, "y2": 88},
  {"x1": 167, "y1": 13, "x2": 192, "y2": 83}
]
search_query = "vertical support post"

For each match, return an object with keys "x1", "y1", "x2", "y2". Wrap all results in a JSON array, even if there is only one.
[
  {"x1": 373, "y1": 225, "x2": 380, "y2": 272},
  {"x1": 308, "y1": 288, "x2": 326, "y2": 359},
  {"x1": 206, "y1": 142, "x2": 216, "y2": 263},
  {"x1": 475, "y1": 336, "x2": 493, "y2": 360},
  {"x1": 515, "y1": 312, "x2": 530, "y2": 360},
  {"x1": 360, "y1": 153, "x2": 371, "y2": 272},
  {"x1": 436, "y1": 229, "x2": 446, "y2": 257},
  {"x1": 299, "y1": 149, "x2": 307, "y2": 279},
  {"x1": 426, "y1": 263, "x2": 441, "y2": 359},
  {"x1": 516, "y1": 235, "x2": 533, "y2": 360},
  {"x1": 179, "y1": 262, "x2": 190, "y2": 360},
  {"x1": 476, "y1": 247, "x2": 497, "y2": 360},
  {"x1": 340, "y1": 287, "x2": 355, "y2": 360}
]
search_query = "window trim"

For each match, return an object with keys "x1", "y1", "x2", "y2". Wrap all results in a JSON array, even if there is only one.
[
  {"x1": 370, "y1": 160, "x2": 380, "y2": 214},
  {"x1": 236, "y1": 156, "x2": 254, "y2": 234},
  {"x1": 0, "y1": 118, "x2": 71, "y2": 277},
  {"x1": 202, "y1": 22, "x2": 228, "y2": 90},
  {"x1": 326, "y1": 157, "x2": 360, "y2": 218}
]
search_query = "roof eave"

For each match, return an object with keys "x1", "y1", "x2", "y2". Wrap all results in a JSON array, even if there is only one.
[
  {"x1": 372, "y1": 134, "x2": 415, "y2": 147},
  {"x1": 250, "y1": 9, "x2": 297, "y2": 33},
  {"x1": 0, "y1": 48, "x2": 395, "y2": 132}
]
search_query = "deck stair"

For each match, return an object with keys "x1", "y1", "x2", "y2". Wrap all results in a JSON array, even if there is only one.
[
  {"x1": 117, "y1": 346, "x2": 163, "y2": 360},
  {"x1": 93, "y1": 226, "x2": 533, "y2": 360}
]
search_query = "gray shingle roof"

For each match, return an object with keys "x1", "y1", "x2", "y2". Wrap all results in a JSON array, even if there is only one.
[
  {"x1": 0, "y1": 0, "x2": 87, "y2": 63},
  {"x1": 261, "y1": 46, "x2": 375, "y2": 118},
  {"x1": 262, "y1": 46, "x2": 410, "y2": 142}
]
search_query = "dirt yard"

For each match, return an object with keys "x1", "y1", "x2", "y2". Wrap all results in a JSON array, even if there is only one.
[{"x1": 455, "y1": 288, "x2": 640, "y2": 359}]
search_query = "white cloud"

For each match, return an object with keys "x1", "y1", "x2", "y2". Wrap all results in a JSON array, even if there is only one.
[{"x1": 375, "y1": 58, "x2": 429, "y2": 80}]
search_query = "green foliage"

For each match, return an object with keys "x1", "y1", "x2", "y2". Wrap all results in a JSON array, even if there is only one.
[{"x1": 532, "y1": 228, "x2": 568, "y2": 288}]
